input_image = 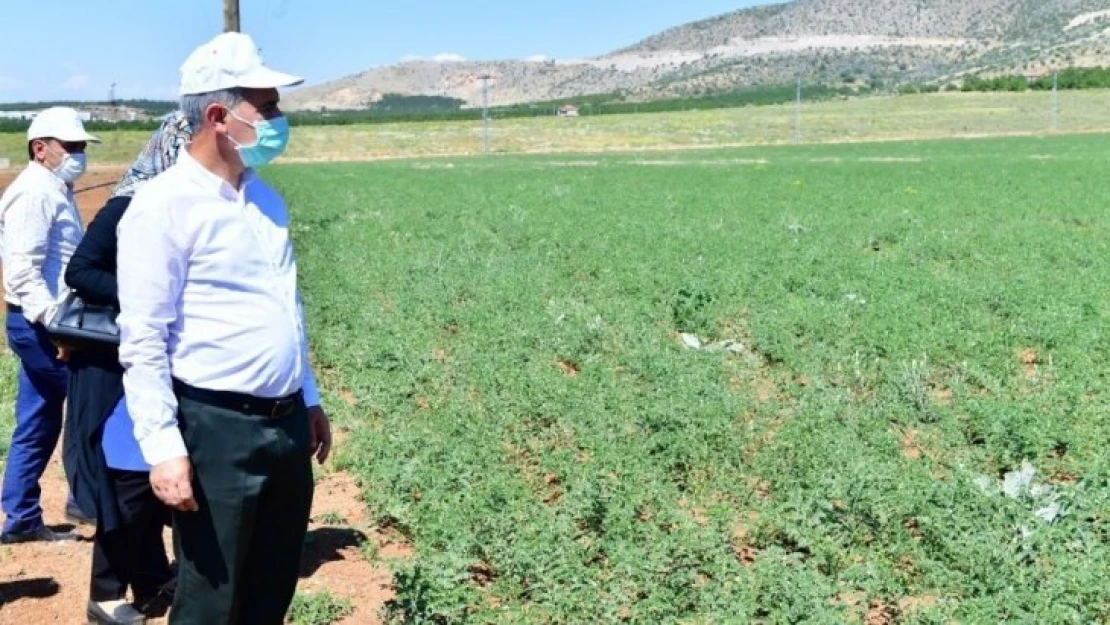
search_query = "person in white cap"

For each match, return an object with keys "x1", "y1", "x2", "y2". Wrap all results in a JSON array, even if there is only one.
[
  {"x1": 116, "y1": 32, "x2": 331, "y2": 623},
  {"x1": 0, "y1": 106, "x2": 98, "y2": 544}
]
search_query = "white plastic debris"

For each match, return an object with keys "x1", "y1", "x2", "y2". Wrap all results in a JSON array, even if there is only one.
[
  {"x1": 680, "y1": 333, "x2": 703, "y2": 349},
  {"x1": 1030, "y1": 484, "x2": 1054, "y2": 499},
  {"x1": 709, "y1": 340, "x2": 746, "y2": 353},
  {"x1": 977, "y1": 460, "x2": 1065, "y2": 541},
  {"x1": 1002, "y1": 461, "x2": 1037, "y2": 499},
  {"x1": 974, "y1": 475, "x2": 996, "y2": 494},
  {"x1": 679, "y1": 333, "x2": 752, "y2": 355},
  {"x1": 1034, "y1": 502, "x2": 1061, "y2": 523}
]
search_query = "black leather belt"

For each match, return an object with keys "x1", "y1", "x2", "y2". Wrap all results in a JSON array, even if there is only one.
[
  {"x1": 6, "y1": 303, "x2": 22, "y2": 313},
  {"x1": 173, "y1": 379, "x2": 303, "y2": 419}
]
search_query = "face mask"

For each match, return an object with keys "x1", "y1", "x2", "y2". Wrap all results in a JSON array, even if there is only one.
[
  {"x1": 48, "y1": 147, "x2": 87, "y2": 183},
  {"x1": 227, "y1": 110, "x2": 290, "y2": 168}
]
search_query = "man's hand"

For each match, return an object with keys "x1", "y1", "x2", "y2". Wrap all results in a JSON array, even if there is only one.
[
  {"x1": 150, "y1": 457, "x2": 198, "y2": 512},
  {"x1": 55, "y1": 345, "x2": 71, "y2": 363},
  {"x1": 307, "y1": 406, "x2": 332, "y2": 464}
]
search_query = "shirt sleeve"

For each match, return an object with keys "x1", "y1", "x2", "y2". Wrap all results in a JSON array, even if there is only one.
[
  {"x1": 297, "y1": 290, "x2": 321, "y2": 407},
  {"x1": 116, "y1": 192, "x2": 189, "y2": 465},
  {"x1": 64, "y1": 197, "x2": 129, "y2": 306},
  {"x1": 3, "y1": 190, "x2": 63, "y2": 324}
]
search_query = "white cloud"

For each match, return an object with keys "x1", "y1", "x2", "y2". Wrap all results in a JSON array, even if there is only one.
[
  {"x1": 0, "y1": 75, "x2": 22, "y2": 90},
  {"x1": 61, "y1": 74, "x2": 91, "y2": 91},
  {"x1": 525, "y1": 55, "x2": 550, "y2": 63}
]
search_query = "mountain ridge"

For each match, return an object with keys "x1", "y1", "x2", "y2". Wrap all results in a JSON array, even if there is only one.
[{"x1": 283, "y1": 0, "x2": 1110, "y2": 111}]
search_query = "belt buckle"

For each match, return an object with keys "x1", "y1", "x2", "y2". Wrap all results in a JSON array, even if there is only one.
[{"x1": 270, "y1": 398, "x2": 294, "y2": 419}]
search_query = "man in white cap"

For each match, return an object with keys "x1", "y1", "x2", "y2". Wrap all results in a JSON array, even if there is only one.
[
  {"x1": 116, "y1": 32, "x2": 332, "y2": 623},
  {"x1": 0, "y1": 107, "x2": 98, "y2": 544}
]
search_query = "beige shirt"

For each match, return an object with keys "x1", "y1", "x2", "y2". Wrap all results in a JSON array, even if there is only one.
[{"x1": 0, "y1": 162, "x2": 84, "y2": 323}]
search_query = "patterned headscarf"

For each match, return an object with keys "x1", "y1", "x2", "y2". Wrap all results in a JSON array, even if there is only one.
[{"x1": 110, "y1": 110, "x2": 193, "y2": 199}]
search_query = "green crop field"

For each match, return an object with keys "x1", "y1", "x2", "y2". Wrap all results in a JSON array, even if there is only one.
[
  {"x1": 1, "y1": 133, "x2": 1107, "y2": 623},
  {"x1": 270, "y1": 134, "x2": 1109, "y2": 623}
]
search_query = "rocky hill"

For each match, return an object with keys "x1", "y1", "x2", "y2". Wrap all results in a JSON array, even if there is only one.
[{"x1": 283, "y1": 0, "x2": 1110, "y2": 110}]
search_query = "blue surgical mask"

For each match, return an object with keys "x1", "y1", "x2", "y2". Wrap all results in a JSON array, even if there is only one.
[
  {"x1": 227, "y1": 110, "x2": 290, "y2": 168},
  {"x1": 46, "y1": 145, "x2": 87, "y2": 183}
]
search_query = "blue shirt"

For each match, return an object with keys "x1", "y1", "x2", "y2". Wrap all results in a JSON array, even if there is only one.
[{"x1": 101, "y1": 396, "x2": 149, "y2": 471}]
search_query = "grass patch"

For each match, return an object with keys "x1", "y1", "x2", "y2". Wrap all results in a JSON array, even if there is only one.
[
  {"x1": 0, "y1": 347, "x2": 19, "y2": 464},
  {"x1": 287, "y1": 591, "x2": 354, "y2": 625}
]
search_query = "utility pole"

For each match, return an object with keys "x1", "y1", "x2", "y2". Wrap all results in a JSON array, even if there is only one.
[
  {"x1": 224, "y1": 0, "x2": 240, "y2": 32},
  {"x1": 479, "y1": 74, "x2": 492, "y2": 154},
  {"x1": 793, "y1": 75, "x2": 802, "y2": 144},
  {"x1": 1051, "y1": 71, "x2": 1059, "y2": 131}
]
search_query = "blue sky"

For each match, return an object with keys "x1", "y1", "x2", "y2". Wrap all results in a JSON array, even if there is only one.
[{"x1": 0, "y1": 0, "x2": 776, "y2": 104}]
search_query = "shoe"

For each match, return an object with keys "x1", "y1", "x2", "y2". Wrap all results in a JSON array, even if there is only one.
[
  {"x1": 0, "y1": 525, "x2": 79, "y2": 544},
  {"x1": 87, "y1": 599, "x2": 146, "y2": 624},
  {"x1": 65, "y1": 500, "x2": 96, "y2": 526},
  {"x1": 134, "y1": 578, "x2": 176, "y2": 618}
]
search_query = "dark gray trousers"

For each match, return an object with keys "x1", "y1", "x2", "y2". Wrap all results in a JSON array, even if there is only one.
[{"x1": 169, "y1": 394, "x2": 313, "y2": 625}]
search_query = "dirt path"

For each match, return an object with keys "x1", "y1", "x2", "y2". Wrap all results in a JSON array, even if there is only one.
[
  {"x1": 0, "y1": 445, "x2": 403, "y2": 624},
  {"x1": 0, "y1": 168, "x2": 404, "y2": 623}
]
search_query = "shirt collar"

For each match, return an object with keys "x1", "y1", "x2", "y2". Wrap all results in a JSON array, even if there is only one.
[
  {"x1": 178, "y1": 149, "x2": 257, "y2": 201},
  {"x1": 26, "y1": 161, "x2": 69, "y2": 194}
]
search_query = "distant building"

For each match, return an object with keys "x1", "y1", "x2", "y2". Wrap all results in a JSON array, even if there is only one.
[
  {"x1": 0, "y1": 109, "x2": 93, "y2": 121},
  {"x1": 0, "y1": 110, "x2": 39, "y2": 121},
  {"x1": 557, "y1": 104, "x2": 579, "y2": 117}
]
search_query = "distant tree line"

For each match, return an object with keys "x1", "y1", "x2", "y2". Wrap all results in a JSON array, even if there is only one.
[
  {"x1": 0, "y1": 83, "x2": 868, "y2": 133},
  {"x1": 0, "y1": 99, "x2": 177, "y2": 115},
  {"x1": 897, "y1": 66, "x2": 1110, "y2": 94},
  {"x1": 5, "y1": 68, "x2": 1110, "y2": 135},
  {"x1": 284, "y1": 84, "x2": 870, "y2": 126}
]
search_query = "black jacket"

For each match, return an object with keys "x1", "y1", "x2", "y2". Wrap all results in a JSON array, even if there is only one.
[{"x1": 62, "y1": 195, "x2": 132, "y2": 533}]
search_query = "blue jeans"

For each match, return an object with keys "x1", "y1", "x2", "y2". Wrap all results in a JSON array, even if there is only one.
[{"x1": 2, "y1": 310, "x2": 68, "y2": 534}]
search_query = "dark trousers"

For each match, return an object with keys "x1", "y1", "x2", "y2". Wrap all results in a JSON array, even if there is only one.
[
  {"x1": 90, "y1": 469, "x2": 173, "y2": 602},
  {"x1": 169, "y1": 392, "x2": 314, "y2": 625},
  {"x1": 2, "y1": 310, "x2": 67, "y2": 534}
]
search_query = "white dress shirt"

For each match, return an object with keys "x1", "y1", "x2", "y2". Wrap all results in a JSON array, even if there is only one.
[
  {"x1": 0, "y1": 162, "x2": 83, "y2": 324},
  {"x1": 117, "y1": 150, "x2": 320, "y2": 466}
]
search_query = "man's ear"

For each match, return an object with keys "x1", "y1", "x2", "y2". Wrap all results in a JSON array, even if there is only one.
[
  {"x1": 29, "y1": 139, "x2": 47, "y2": 163},
  {"x1": 205, "y1": 103, "x2": 228, "y2": 133}
]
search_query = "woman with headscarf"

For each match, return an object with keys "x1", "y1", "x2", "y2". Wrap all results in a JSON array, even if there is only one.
[{"x1": 62, "y1": 110, "x2": 191, "y2": 625}]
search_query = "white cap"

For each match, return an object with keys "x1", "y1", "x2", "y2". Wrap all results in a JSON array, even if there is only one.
[
  {"x1": 27, "y1": 107, "x2": 100, "y2": 143},
  {"x1": 180, "y1": 32, "x2": 304, "y2": 96}
]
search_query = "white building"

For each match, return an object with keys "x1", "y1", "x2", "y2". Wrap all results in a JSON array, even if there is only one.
[
  {"x1": 0, "y1": 110, "x2": 39, "y2": 121},
  {"x1": 0, "y1": 109, "x2": 94, "y2": 121}
]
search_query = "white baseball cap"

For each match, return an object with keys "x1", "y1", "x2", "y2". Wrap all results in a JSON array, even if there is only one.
[
  {"x1": 180, "y1": 32, "x2": 304, "y2": 96},
  {"x1": 27, "y1": 107, "x2": 100, "y2": 143}
]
